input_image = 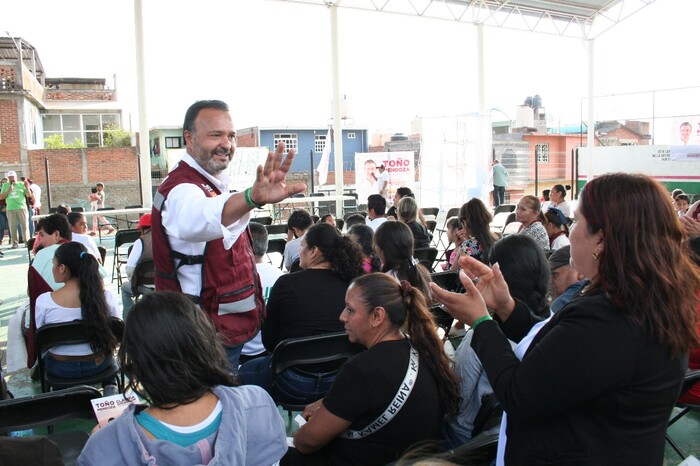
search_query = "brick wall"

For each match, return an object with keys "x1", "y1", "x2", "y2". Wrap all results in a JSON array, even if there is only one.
[
  {"x1": 0, "y1": 66, "x2": 18, "y2": 91},
  {"x1": 0, "y1": 99, "x2": 20, "y2": 164},
  {"x1": 44, "y1": 90, "x2": 115, "y2": 101},
  {"x1": 27, "y1": 147, "x2": 142, "y2": 209}
]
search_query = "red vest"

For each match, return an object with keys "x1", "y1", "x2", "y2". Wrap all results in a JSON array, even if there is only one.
[{"x1": 151, "y1": 161, "x2": 264, "y2": 346}]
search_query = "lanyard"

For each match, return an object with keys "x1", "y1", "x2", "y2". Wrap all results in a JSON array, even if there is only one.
[{"x1": 340, "y1": 345, "x2": 419, "y2": 440}]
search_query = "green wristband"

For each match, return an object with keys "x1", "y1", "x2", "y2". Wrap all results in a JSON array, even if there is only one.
[
  {"x1": 244, "y1": 187, "x2": 265, "y2": 209},
  {"x1": 471, "y1": 315, "x2": 492, "y2": 330}
]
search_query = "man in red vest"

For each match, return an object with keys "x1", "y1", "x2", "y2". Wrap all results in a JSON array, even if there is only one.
[{"x1": 151, "y1": 100, "x2": 306, "y2": 370}]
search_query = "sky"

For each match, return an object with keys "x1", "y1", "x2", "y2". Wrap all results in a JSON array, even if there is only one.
[{"x1": 3, "y1": 0, "x2": 698, "y2": 137}]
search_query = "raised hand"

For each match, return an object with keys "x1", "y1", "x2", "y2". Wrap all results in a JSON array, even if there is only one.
[{"x1": 250, "y1": 142, "x2": 306, "y2": 205}]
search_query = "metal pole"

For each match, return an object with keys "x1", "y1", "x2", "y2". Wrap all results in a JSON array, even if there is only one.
[
  {"x1": 44, "y1": 157, "x2": 52, "y2": 209},
  {"x1": 586, "y1": 39, "x2": 595, "y2": 182},
  {"x1": 330, "y1": 4, "x2": 344, "y2": 217},
  {"x1": 309, "y1": 149, "x2": 315, "y2": 194},
  {"x1": 134, "y1": 0, "x2": 153, "y2": 207}
]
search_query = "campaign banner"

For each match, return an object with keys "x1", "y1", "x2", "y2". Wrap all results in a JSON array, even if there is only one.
[
  {"x1": 226, "y1": 147, "x2": 270, "y2": 191},
  {"x1": 670, "y1": 119, "x2": 700, "y2": 161},
  {"x1": 354, "y1": 152, "x2": 414, "y2": 206}
]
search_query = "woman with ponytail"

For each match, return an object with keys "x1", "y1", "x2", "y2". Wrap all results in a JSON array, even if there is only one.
[
  {"x1": 34, "y1": 241, "x2": 121, "y2": 391},
  {"x1": 374, "y1": 221, "x2": 432, "y2": 300},
  {"x1": 239, "y1": 222, "x2": 364, "y2": 405},
  {"x1": 288, "y1": 273, "x2": 460, "y2": 466}
]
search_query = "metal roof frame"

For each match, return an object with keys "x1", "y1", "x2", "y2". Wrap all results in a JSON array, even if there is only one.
[{"x1": 277, "y1": 0, "x2": 658, "y2": 39}]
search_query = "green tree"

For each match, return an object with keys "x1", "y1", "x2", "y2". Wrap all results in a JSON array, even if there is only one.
[
  {"x1": 103, "y1": 123, "x2": 132, "y2": 147},
  {"x1": 44, "y1": 134, "x2": 85, "y2": 149}
]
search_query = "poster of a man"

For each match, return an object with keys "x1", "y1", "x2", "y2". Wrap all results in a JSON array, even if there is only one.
[{"x1": 680, "y1": 122, "x2": 692, "y2": 145}]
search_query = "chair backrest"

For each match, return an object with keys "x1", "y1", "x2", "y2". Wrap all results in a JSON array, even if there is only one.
[
  {"x1": 343, "y1": 210, "x2": 367, "y2": 221},
  {"x1": 131, "y1": 259, "x2": 155, "y2": 297},
  {"x1": 420, "y1": 207, "x2": 440, "y2": 219},
  {"x1": 97, "y1": 246, "x2": 107, "y2": 264},
  {"x1": 250, "y1": 216, "x2": 273, "y2": 226},
  {"x1": 494, "y1": 204, "x2": 516, "y2": 215},
  {"x1": 35, "y1": 318, "x2": 124, "y2": 391},
  {"x1": 490, "y1": 212, "x2": 511, "y2": 231},
  {"x1": 97, "y1": 207, "x2": 115, "y2": 212},
  {"x1": 266, "y1": 224, "x2": 288, "y2": 237},
  {"x1": 414, "y1": 247, "x2": 439, "y2": 271},
  {"x1": 270, "y1": 332, "x2": 362, "y2": 376},
  {"x1": 430, "y1": 270, "x2": 465, "y2": 294},
  {"x1": 125, "y1": 204, "x2": 143, "y2": 209},
  {"x1": 309, "y1": 192, "x2": 325, "y2": 198},
  {"x1": 71, "y1": 206, "x2": 85, "y2": 213},
  {"x1": 266, "y1": 238, "x2": 287, "y2": 269},
  {"x1": 445, "y1": 207, "x2": 461, "y2": 219},
  {"x1": 36, "y1": 318, "x2": 125, "y2": 357},
  {"x1": 425, "y1": 219, "x2": 437, "y2": 235},
  {"x1": 0, "y1": 385, "x2": 101, "y2": 433},
  {"x1": 291, "y1": 193, "x2": 306, "y2": 198},
  {"x1": 113, "y1": 229, "x2": 142, "y2": 253}
]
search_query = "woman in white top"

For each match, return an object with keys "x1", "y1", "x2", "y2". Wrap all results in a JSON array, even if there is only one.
[
  {"x1": 544, "y1": 208, "x2": 570, "y2": 251},
  {"x1": 67, "y1": 212, "x2": 102, "y2": 262},
  {"x1": 35, "y1": 241, "x2": 121, "y2": 386}
]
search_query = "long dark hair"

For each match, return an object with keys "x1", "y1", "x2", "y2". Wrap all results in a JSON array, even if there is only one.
[
  {"x1": 579, "y1": 173, "x2": 699, "y2": 354},
  {"x1": 489, "y1": 235, "x2": 550, "y2": 318},
  {"x1": 460, "y1": 198, "x2": 496, "y2": 263},
  {"x1": 119, "y1": 291, "x2": 237, "y2": 408},
  {"x1": 54, "y1": 242, "x2": 116, "y2": 358},
  {"x1": 347, "y1": 224, "x2": 381, "y2": 273},
  {"x1": 351, "y1": 274, "x2": 461, "y2": 417},
  {"x1": 374, "y1": 221, "x2": 432, "y2": 299},
  {"x1": 304, "y1": 222, "x2": 364, "y2": 281}
]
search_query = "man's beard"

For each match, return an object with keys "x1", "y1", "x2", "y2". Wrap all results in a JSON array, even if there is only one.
[{"x1": 193, "y1": 147, "x2": 232, "y2": 176}]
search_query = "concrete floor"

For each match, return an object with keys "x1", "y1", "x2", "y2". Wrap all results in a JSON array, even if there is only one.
[{"x1": 1, "y1": 225, "x2": 699, "y2": 464}]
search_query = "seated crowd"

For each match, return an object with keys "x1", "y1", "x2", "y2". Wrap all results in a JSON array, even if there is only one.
[{"x1": 9, "y1": 176, "x2": 700, "y2": 466}]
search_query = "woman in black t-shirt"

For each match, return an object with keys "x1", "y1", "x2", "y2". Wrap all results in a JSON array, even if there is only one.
[{"x1": 286, "y1": 273, "x2": 460, "y2": 466}]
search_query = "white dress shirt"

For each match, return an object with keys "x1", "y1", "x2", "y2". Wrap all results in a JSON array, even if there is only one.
[{"x1": 161, "y1": 153, "x2": 250, "y2": 297}]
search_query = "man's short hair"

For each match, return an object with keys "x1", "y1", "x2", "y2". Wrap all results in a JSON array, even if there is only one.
[
  {"x1": 345, "y1": 214, "x2": 366, "y2": 228},
  {"x1": 676, "y1": 194, "x2": 690, "y2": 203},
  {"x1": 367, "y1": 194, "x2": 386, "y2": 216},
  {"x1": 37, "y1": 213, "x2": 72, "y2": 240},
  {"x1": 248, "y1": 222, "x2": 268, "y2": 257},
  {"x1": 183, "y1": 100, "x2": 229, "y2": 137},
  {"x1": 287, "y1": 209, "x2": 313, "y2": 232},
  {"x1": 672, "y1": 189, "x2": 685, "y2": 199}
]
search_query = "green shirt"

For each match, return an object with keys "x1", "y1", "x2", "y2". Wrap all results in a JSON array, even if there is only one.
[{"x1": 0, "y1": 182, "x2": 29, "y2": 211}]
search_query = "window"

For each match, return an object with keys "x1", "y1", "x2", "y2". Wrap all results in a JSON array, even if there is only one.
[
  {"x1": 314, "y1": 134, "x2": 327, "y2": 153},
  {"x1": 165, "y1": 137, "x2": 182, "y2": 148},
  {"x1": 273, "y1": 133, "x2": 298, "y2": 155},
  {"x1": 347, "y1": 132, "x2": 356, "y2": 139},
  {"x1": 535, "y1": 143, "x2": 549, "y2": 163},
  {"x1": 41, "y1": 113, "x2": 121, "y2": 147}
]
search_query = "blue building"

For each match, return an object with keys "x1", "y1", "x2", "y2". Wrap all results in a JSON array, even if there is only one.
[{"x1": 236, "y1": 126, "x2": 369, "y2": 174}]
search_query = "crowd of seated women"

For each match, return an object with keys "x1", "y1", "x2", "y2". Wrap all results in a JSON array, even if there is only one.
[{"x1": 19, "y1": 176, "x2": 699, "y2": 466}]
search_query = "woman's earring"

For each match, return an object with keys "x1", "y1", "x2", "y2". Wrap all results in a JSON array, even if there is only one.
[{"x1": 592, "y1": 251, "x2": 599, "y2": 260}]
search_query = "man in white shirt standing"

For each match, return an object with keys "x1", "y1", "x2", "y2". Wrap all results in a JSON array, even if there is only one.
[
  {"x1": 366, "y1": 194, "x2": 388, "y2": 231},
  {"x1": 28, "y1": 178, "x2": 41, "y2": 214},
  {"x1": 151, "y1": 100, "x2": 305, "y2": 370},
  {"x1": 374, "y1": 164, "x2": 389, "y2": 198}
]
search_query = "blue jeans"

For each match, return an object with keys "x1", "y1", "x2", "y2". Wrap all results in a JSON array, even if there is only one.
[
  {"x1": 493, "y1": 185, "x2": 505, "y2": 207},
  {"x1": 43, "y1": 354, "x2": 117, "y2": 388},
  {"x1": 225, "y1": 344, "x2": 243, "y2": 374},
  {"x1": 238, "y1": 355, "x2": 337, "y2": 405}
]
